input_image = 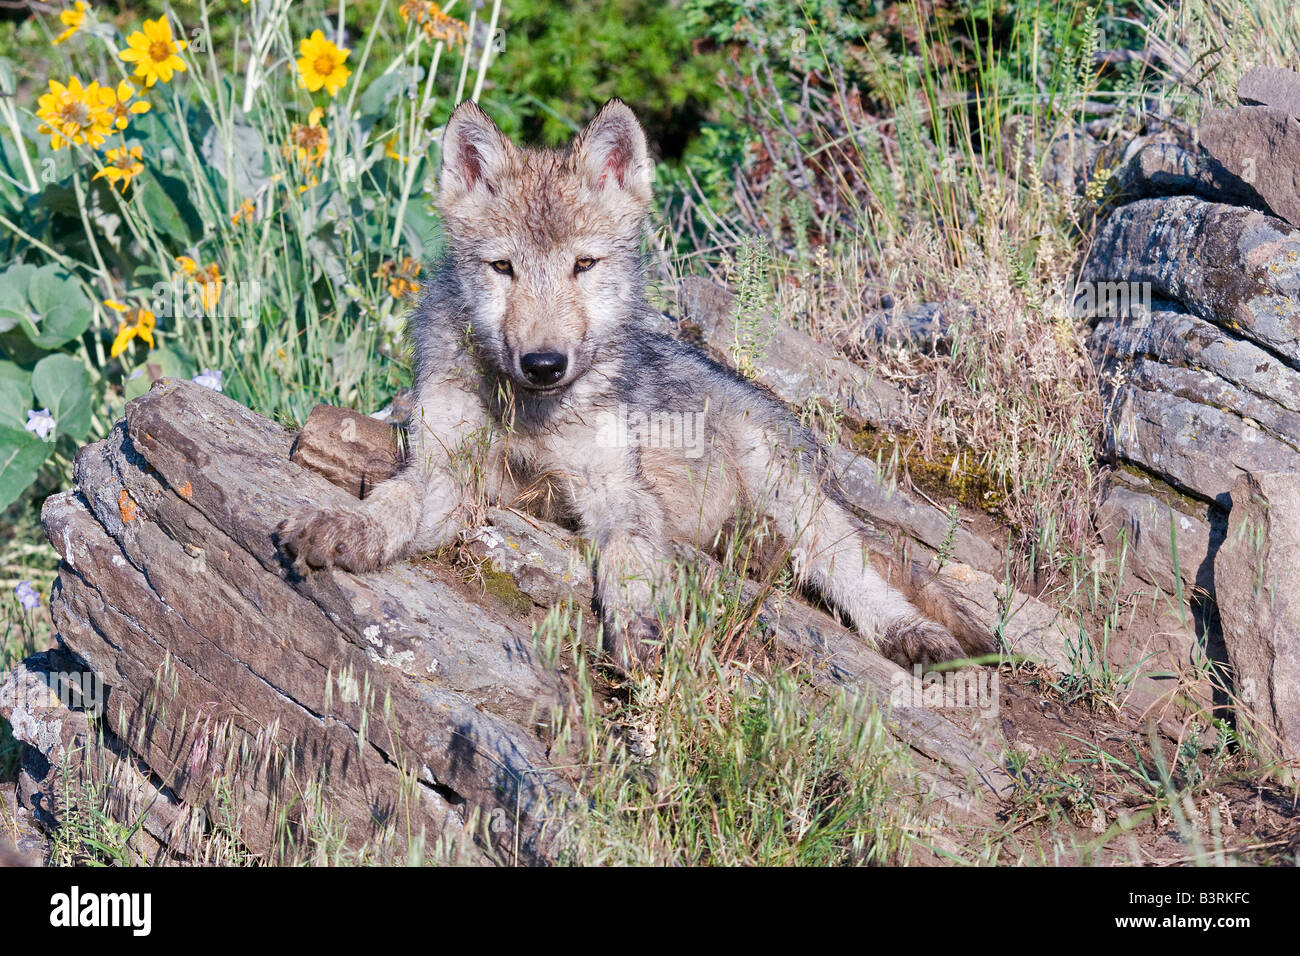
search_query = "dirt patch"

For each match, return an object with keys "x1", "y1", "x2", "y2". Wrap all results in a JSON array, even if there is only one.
[{"x1": 992, "y1": 671, "x2": 1299, "y2": 865}]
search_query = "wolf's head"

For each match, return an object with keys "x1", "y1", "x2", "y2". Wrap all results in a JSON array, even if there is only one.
[{"x1": 437, "y1": 98, "x2": 653, "y2": 396}]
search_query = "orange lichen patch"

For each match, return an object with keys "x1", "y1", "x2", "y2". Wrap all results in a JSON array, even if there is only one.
[
  {"x1": 118, "y1": 488, "x2": 138, "y2": 523},
  {"x1": 178, "y1": 481, "x2": 193, "y2": 500}
]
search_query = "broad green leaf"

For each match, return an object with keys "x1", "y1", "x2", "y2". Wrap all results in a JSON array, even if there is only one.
[
  {"x1": 32, "y1": 352, "x2": 92, "y2": 441},
  {"x1": 135, "y1": 167, "x2": 202, "y2": 247},
  {"x1": 0, "y1": 382, "x2": 29, "y2": 431},
  {"x1": 0, "y1": 263, "x2": 38, "y2": 334},
  {"x1": 358, "y1": 70, "x2": 408, "y2": 129},
  {"x1": 0, "y1": 360, "x2": 32, "y2": 431},
  {"x1": 201, "y1": 114, "x2": 270, "y2": 197},
  {"x1": 400, "y1": 190, "x2": 441, "y2": 259},
  {"x1": 130, "y1": 109, "x2": 189, "y2": 176},
  {"x1": 0, "y1": 263, "x2": 93, "y2": 349},
  {"x1": 0, "y1": 127, "x2": 33, "y2": 216},
  {"x1": 23, "y1": 265, "x2": 93, "y2": 349},
  {"x1": 0, "y1": 359, "x2": 27, "y2": 386},
  {"x1": 0, "y1": 424, "x2": 50, "y2": 510}
]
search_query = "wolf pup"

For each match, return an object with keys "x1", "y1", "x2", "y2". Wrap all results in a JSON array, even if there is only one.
[{"x1": 277, "y1": 99, "x2": 990, "y2": 669}]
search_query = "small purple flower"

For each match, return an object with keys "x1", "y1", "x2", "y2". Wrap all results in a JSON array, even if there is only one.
[
  {"x1": 24, "y1": 408, "x2": 55, "y2": 440},
  {"x1": 15, "y1": 580, "x2": 39, "y2": 610},
  {"x1": 192, "y1": 368, "x2": 223, "y2": 392}
]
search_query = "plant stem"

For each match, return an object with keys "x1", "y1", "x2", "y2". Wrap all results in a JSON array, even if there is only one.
[
  {"x1": 71, "y1": 169, "x2": 110, "y2": 291},
  {"x1": 0, "y1": 99, "x2": 39, "y2": 193},
  {"x1": 470, "y1": 0, "x2": 502, "y2": 103},
  {"x1": 454, "y1": 8, "x2": 477, "y2": 104}
]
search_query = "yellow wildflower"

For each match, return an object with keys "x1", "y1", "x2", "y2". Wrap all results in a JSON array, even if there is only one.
[
  {"x1": 376, "y1": 257, "x2": 421, "y2": 300},
  {"x1": 174, "y1": 257, "x2": 222, "y2": 313},
  {"x1": 231, "y1": 198, "x2": 256, "y2": 225},
  {"x1": 36, "y1": 76, "x2": 115, "y2": 150},
  {"x1": 1085, "y1": 165, "x2": 1115, "y2": 204},
  {"x1": 398, "y1": 0, "x2": 423, "y2": 25},
  {"x1": 119, "y1": 16, "x2": 188, "y2": 87},
  {"x1": 104, "y1": 300, "x2": 156, "y2": 358},
  {"x1": 385, "y1": 135, "x2": 409, "y2": 164},
  {"x1": 54, "y1": 1, "x2": 89, "y2": 44},
  {"x1": 399, "y1": 1, "x2": 467, "y2": 46},
  {"x1": 285, "y1": 106, "x2": 329, "y2": 172},
  {"x1": 104, "y1": 80, "x2": 151, "y2": 131},
  {"x1": 296, "y1": 30, "x2": 351, "y2": 97},
  {"x1": 92, "y1": 145, "x2": 144, "y2": 193},
  {"x1": 195, "y1": 263, "x2": 223, "y2": 313}
]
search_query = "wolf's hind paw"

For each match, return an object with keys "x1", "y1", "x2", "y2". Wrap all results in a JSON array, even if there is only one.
[
  {"x1": 275, "y1": 507, "x2": 386, "y2": 574},
  {"x1": 879, "y1": 617, "x2": 964, "y2": 670},
  {"x1": 602, "y1": 611, "x2": 663, "y2": 673}
]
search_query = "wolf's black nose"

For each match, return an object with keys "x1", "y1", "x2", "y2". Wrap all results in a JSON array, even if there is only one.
[{"x1": 520, "y1": 351, "x2": 568, "y2": 388}]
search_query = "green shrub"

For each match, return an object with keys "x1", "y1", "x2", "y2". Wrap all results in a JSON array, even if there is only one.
[{"x1": 484, "y1": 0, "x2": 726, "y2": 157}]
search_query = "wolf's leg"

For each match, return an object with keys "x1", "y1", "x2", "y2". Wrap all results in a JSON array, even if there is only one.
[
  {"x1": 278, "y1": 381, "x2": 490, "y2": 573},
  {"x1": 594, "y1": 529, "x2": 669, "y2": 668},
  {"x1": 277, "y1": 465, "x2": 468, "y2": 573},
  {"x1": 557, "y1": 446, "x2": 669, "y2": 666},
  {"x1": 736, "y1": 430, "x2": 962, "y2": 668},
  {"x1": 796, "y1": 492, "x2": 963, "y2": 667}
]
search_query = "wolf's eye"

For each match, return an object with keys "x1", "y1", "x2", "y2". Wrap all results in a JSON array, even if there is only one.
[
  {"x1": 573, "y1": 256, "x2": 597, "y2": 275},
  {"x1": 489, "y1": 260, "x2": 514, "y2": 276}
]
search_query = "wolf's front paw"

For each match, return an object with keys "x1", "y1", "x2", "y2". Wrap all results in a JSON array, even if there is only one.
[
  {"x1": 276, "y1": 507, "x2": 386, "y2": 574},
  {"x1": 602, "y1": 610, "x2": 663, "y2": 672},
  {"x1": 879, "y1": 617, "x2": 964, "y2": 670}
]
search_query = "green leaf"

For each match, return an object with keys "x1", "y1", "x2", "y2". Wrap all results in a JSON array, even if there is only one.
[
  {"x1": 0, "y1": 424, "x2": 50, "y2": 510},
  {"x1": 31, "y1": 352, "x2": 92, "y2": 441},
  {"x1": 23, "y1": 265, "x2": 93, "y2": 349},
  {"x1": 0, "y1": 56, "x2": 15, "y2": 97},
  {"x1": 0, "y1": 263, "x2": 93, "y2": 349},
  {"x1": 130, "y1": 108, "x2": 190, "y2": 177},
  {"x1": 201, "y1": 113, "x2": 270, "y2": 197},
  {"x1": 0, "y1": 383, "x2": 30, "y2": 431},
  {"x1": 135, "y1": 167, "x2": 202, "y2": 247},
  {"x1": 0, "y1": 359, "x2": 28, "y2": 386},
  {"x1": 399, "y1": 186, "x2": 441, "y2": 258},
  {"x1": 0, "y1": 360, "x2": 32, "y2": 431},
  {"x1": 0, "y1": 126, "x2": 33, "y2": 215},
  {"x1": 0, "y1": 263, "x2": 38, "y2": 335},
  {"x1": 358, "y1": 70, "x2": 408, "y2": 130}
]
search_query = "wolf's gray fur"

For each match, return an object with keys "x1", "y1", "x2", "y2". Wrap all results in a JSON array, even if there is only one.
[{"x1": 277, "y1": 98, "x2": 989, "y2": 668}]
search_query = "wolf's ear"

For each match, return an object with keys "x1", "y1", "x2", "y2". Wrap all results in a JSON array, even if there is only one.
[
  {"x1": 439, "y1": 101, "x2": 514, "y2": 201},
  {"x1": 571, "y1": 99, "x2": 653, "y2": 205}
]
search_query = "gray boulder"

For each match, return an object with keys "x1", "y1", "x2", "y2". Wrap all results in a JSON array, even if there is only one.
[
  {"x1": 1081, "y1": 196, "x2": 1300, "y2": 366},
  {"x1": 1, "y1": 382, "x2": 1034, "y2": 861},
  {"x1": 1091, "y1": 304, "x2": 1300, "y2": 505},
  {"x1": 1237, "y1": 65, "x2": 1300, "y2": 118},
  {"x1": 1215, "y1": 472, "x2": 1300, "y2": 771},
  {"x1": 1199, "y1": 106, "x2": 1300, "y2": 228}
]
